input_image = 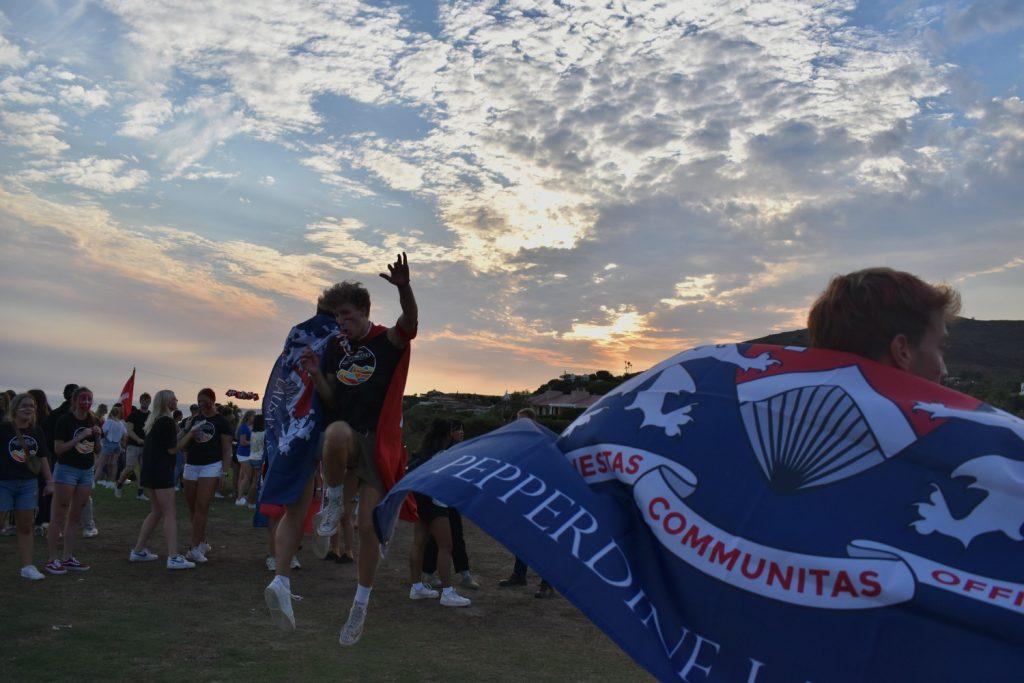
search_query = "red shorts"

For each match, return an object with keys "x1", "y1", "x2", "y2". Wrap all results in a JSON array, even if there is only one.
[{"x1": 259, "y1": 497, "x2": 321, "y2": 535}]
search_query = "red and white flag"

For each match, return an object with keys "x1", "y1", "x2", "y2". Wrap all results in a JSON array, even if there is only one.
[{"x1": 119, "y1": 368, "x2": 136, "y2": 418}]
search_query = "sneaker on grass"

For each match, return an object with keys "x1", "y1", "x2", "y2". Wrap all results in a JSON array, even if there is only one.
[
  {"x1": 235, "y1": 497, "x2": 247, "y2": 507},
  {"x1": 198, "y1": 541, "x2": 212, "y2": 555},
  {"x1": 167, "y1": 554, "x2": 196, "y2": 570},
  {"x1": 137, "y1": 493, "x2": 149, "y2": 502},
  {"x1": 290, "y1": 556, "x2": 302, "y2": 570},
  {"x1": 186, "y1": 547, "x2": 208, "y2": 564},
  {"x1": 421, "y1": 572, "x2": 441, "y2": 589},
  {"x1": 265, "y1": 556, "x2": 276, "y2": 572},
  {"x1": 460, "y1": 571, "x2": 481, "y2": 590},
  {"x1": 315, "y1": 494, "x2": 344, "y2": 538},
  {"x1": 21, "y1": 565, "x2": 45, "y2": 580},
  {"x1": 83, "y1": 526, "x2": 99, "y2": 538},
  {"x1": 338, "y1": 601, "x2": 367, "y2": 646},
  {"x1": 409, "y1": 583, "x2": 440, "y2": 600},
  {"x1": 440, "y1": 587, "x2": 471, "y2": 607},
  {"x1": 62, "y1": 556, "x2": 90, "y2": 572},
  {"x1": 130, "y1": 548, "x2": 159, "y2": 562},
  {"x1": 265, "y1": 576, "x2": 296, "y2": 631},
  {"x1": 114, "y1": 486, "x2": 123, "y2": 498},
  {"x1": 44, "y1": 559, "x2": 66, "y2": 575}
]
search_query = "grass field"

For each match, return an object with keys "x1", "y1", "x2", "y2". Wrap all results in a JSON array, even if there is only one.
[{"x1": 0, "y1": 483, "x2": 649, "y2": 682}]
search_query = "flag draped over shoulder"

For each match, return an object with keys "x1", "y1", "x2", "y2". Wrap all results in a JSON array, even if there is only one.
[
  {"x1": 374, "y1": 344, "x2": 1024, "y2": 682},
  {"x1": 260, "y1": 313, "x2": 338, "y2": 506},
  {"x1": 118, "y1": 369, "x2": 135, "y2": 418}
]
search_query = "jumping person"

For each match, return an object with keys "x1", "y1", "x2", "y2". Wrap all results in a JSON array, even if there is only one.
[
  {"x1": 129, "y1": 390, "x2": 195, "y2": 570},
  {"x1": 2, "y1": 393, "x2": 55, "y2": 579},
  {"x1": 180, "y1": 388, "x2": 232, "y2": 563},
  {"x1": 47, "y1": 386, "x2": 100, "y2": 574},
  {"x1": 265, "y1": 253, "x2": 418, "y2": 645}
]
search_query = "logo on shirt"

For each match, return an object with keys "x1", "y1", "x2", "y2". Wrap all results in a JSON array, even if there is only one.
[
  {"x1": 72, "y1": 427, "x2": 94, "y2": 454},
  {"x1": 8, "y1": 435, "x2": 39, "y2": 463},
  {"x1": 337, "y1": 345, "x2": 376, "y2": 386},
  {"x1": 193, "y1": 421, "x2": 216, "y2": 444}
]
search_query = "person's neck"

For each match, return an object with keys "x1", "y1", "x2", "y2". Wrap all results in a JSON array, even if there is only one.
[
  {"x1": 202, "y1": 409, "x2": 216, "y2": 418},
  {"x1": 350, "y1": 319, "x2": 372, "y2": 342},
  {"x1": 73, "y1": 409, "x2": 88, "y2": 419},
  {"x1": 14, "y1": 418, "x2": 31, "y2": 429}
]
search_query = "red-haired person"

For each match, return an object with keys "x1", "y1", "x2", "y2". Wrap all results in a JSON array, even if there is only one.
[
  {"x1": 2, "y1": 393, "x2": 55, "y2": 579},
  {"x1": 47, "y1": 386, "x2": 100, "y2": 574},
  {"x1": 180, "y1": 388, "x2": 232, "y2": 563},
  {"x1": 807, "y1": 267, "x2": 960, "y2": 384}
]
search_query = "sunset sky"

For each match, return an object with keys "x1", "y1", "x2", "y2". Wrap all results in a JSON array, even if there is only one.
[{"x1": 1, "y1": 1, "x2": 1022, "y2": 406}]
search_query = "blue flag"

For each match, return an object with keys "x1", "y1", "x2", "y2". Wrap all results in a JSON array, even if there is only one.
[
  {"x1": 259, "y1": 312, "x2": 337, "y2": 506},
  {"x1": 375, "y1": 343, "x2": 1024, "y2": 682}
]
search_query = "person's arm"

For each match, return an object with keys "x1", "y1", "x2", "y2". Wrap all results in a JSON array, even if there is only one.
[
  {"x1": 53, "y1": 420, "x2": 89, "y2": 456},
  {"x1": 300, "y1": 346, "x2": 334, "y2": 410},
  {"x1": 220, "y1": 432, "x2": 233, "y2": 473},
  {"x1": 127, "y1": 421, "x2": 144, "y2": 446},
  {"x1": 381, "y1": 252, "x2": 417, "y2": 348},
  {"x1": 175, "y1": 420, "x2": 202, "y2": 452},
  {"x1": 162, "y1": 420, "x2": 179, "y2": 456}
]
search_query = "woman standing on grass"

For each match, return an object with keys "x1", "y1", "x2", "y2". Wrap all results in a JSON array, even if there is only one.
[
  {"x1": 244, "y1": 414, "x2": 265, "y2": 508},
  {"x1": 96, "y1": 404, "x2": 126, "y2": 487},
  {"x1": 47, "y1": 386, "x2": 100, "y2": 574},
  {"x1": 1, "y1": 393, "x2": 55, "y2": 579},
  {"x1": 130, "y1": 390, "x2": 195, "y2": 570},
  {"x1": 234, "y1": 411, "x2": 254, "y2": 507},
  {"x1": 406, "y1": 419, "x2": 471, "y2": 607},
  {"x1": 181, "y1": 388, "x2": 232, "y2": 564},
  {"x1": 28, "y1": 389, "x2": 53, "y2": 534}
]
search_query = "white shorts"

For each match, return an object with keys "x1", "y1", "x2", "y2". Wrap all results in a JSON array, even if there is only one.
[
  {"x1": 183, "y1": 462, "x2": 222, "y2": 481},
  {"x1": 236, "y1": 454, "x2": 252, "y2": 464},
  {"x1": 126, "y1": 445, "x2": 143, "y2": 469}
]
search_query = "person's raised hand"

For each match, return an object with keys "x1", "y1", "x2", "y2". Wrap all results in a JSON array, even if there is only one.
[
  {"x1": 299, "y1": 346, "x2": 320, "y2": 375},
  {"x1": 380, "y1": 252, "x2": 409, "y2": 287}
]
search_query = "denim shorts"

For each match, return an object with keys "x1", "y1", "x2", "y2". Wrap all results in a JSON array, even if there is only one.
[
  {"x1": 53, "y1": 463, "x2": 95, "y2": 488},
  {"x1": 183, "y1": 462, "x2": 222, "y2": 481},
  {"x1": 0, "y1": 478, "x2": 38, "y2": 511},
  {"x1": 101, "y1": 439, "x2": 121, "y2": 455}
]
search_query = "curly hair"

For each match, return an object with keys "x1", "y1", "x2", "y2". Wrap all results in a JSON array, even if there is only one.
[{"x1": 318, "y1": 281, "x2": 370, "y2": 316}]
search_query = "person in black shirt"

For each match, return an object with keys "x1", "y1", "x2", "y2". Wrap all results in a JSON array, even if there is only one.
[
  {"x1": 118, "y1": 392, "x2": 151, "y2": 501},
  {"x1": 28, "y1": 388, "x2": 53, "y2": 529},
  {"x1": 1, "y1": 393, "x2": 55, "y2": 580},
  {"x1": 47, "y1": 386, "x2": 100, "y2": 574},
  {"x1": 129, "y1": 390, "x2": 195, "y2": 570},
  {"x1": 179, "y1": 387, "x2": 232, "y2": 563},
  {"x1": 265, "y1": 253, "x2": 418, "y2": 644}
]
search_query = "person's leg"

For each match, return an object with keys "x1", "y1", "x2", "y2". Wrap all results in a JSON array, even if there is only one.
[
  {"x1": 190, "y1": 477, "x2": 218, "y2": 550},
  {"x1": 93, "y1": 453, "x2": 108, "y2": 484},
  {"x1": 153, "y1": 489, "x2": 178, "y2": 557},
  {"x1": 268, "y1": 515, "x2": 280, "y2": 559},
  {"x1": 63, "y1": 484, "x2": 92, "y2": 559},
  {"x1": 47, "y1": 484, "x2": 72, "y2": 561},
  {"x1": 134, "y1": 493, "x2": 162, "y2": 552},
  {"x1": 408, "y1": 520, "x2": 430, "y2": 584},
  {"x1": 81, "y1": 495, "x2": 95, "y2": 532},
  {"x1": 449, "y1": 509, "x2": 469, "y2": 573},
  {"x1": 274, "y1": 476, "x2": 315, "y2": 579},
  {"x1": 245, "y1": 465, "x2": 259, "y2": 504},
  {"x1": 237, "y1": 462, "x2": 251, "y2": 502},
  {"x1": 429, "y1": 515, "x2": 454, "y2": 588},
  {"x1": 15, "y1": 508, "x2": 35, "y2": 568},
  {"x1": 355, "y1": 483, "x2": 382, "y2": 589},
  {"x1": 423, "y1": 534, "x2": 438, "y2": 575}
]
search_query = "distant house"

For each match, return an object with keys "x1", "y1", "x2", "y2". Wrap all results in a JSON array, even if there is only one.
[{"x1": 527, "y1": 389, "x2": 600, "y2": 417}]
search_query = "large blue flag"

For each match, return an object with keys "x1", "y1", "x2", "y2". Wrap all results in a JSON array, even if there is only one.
[
  {"x1": 260, "y1": 312, "x2": 338, "y2": 506},
  {"x1": 375, "y1": 343, "x2": 1024, "y2": 682}
]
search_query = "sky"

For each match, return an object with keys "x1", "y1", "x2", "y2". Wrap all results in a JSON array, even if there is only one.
[{"x1": 1, "y1": 0, "x2": 1022, "y2": 405}]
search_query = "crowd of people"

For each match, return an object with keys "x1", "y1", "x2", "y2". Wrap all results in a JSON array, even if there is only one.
[{"x1": 1, "y1": 256, "x2": 962, "y2": 652}]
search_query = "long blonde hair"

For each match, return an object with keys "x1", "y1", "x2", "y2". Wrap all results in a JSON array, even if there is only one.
[
  {"x1": 7, "y1": 393, "x2": 36, "y2": 427},
  {"x1": 145, "y1": 390, "x2": 175, "y2": 434}
]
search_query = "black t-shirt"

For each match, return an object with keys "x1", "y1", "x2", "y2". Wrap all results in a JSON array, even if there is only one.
[
  {"x1": 323, "y1": 330, "x2": 404, "y2": 432},
  {"x1": 0, "y1": 423, "x2": 51, "y2": 480},
  {"x1": 127, "y1": 408, "x2": 149, "y2": 446},
  {"x1": 185, "y1": 413, "x2": 231, "y2": 466},
  {"x1": 55, "y1": 412, "x2": 97, "y2": 469},
  {"x1": 143, "y1": 416, "x2": 177, "y2": 471}
]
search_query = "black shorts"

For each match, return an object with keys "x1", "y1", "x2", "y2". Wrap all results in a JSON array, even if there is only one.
[{"x1": 413, "y1": 492, "x2": 448, "y2": 524}]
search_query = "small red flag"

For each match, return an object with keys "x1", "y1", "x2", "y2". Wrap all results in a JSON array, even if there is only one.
[{"x1": 119, "y1": 368, "x2": 136, "y2": 418}]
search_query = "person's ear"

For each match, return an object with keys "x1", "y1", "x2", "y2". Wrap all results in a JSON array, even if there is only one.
[{"x1": 888, "y1": 333, "x2": 913, "y2": 371}]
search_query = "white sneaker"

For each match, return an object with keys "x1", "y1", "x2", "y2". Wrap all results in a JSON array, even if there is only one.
[
  {"x1": 198, "y1": 541, "x2": 212, "y2": 555},
  {"x1": 167, "y1": 554, "x2": 196, "y2": 570},
  {"x1": 440, "y1": 588, "x2": 472, "y2": 607},
  {"x1": 114, "y1": 486, "x2": 123, "y2": 498},
  {"x1": 338, "y1": 601, "x2": 367, "y2": 646},
  {"x1": 130, "y1": 548, "x2": 159, "y2": 562},
  {"x1": 20, "y1": 565, "x2": 45, "y2": 581},
  {"x1": 235, "y1": 497, "x2": 247, "y2": 507},
  {"x1": 214, "y1": 491, "x2": 225, "y2": 498},
  {"x1": 83, "y1": 526, "x2": 99, "y2": 538},
  {"x1": 421, "y1": 572, "x2": 441, "y2": 589},
  {"x1": 409, "y1": 583, "x2": 440, "y2": 600},
  {"x1": 186, "y1": 547, "x2": 208, "y2": 564},
  {"x1": 265, "y1": 577, "x2": 296, "y2": 631},
  {"x1": 137, "y1": 493, "x2": 149, "y2": 502},
  {"x1": 265, "y1": 556, "x2": 277, "y2": 571},
  {"x1": 290, "y1": 556, "x2": 301, "y2": 570},
  {"x1": 315, "y1": 493, "x2": 344, "y2": 537},
  {"x1": 310, "y1": 530, "x2": 330, "y2": 560}
]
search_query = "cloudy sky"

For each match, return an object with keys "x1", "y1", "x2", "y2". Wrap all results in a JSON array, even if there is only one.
[{"x1": 1, "y1": 0, "x2": 1022, "y2": 404}]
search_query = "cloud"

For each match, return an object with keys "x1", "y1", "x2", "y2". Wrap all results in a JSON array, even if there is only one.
[
  {"x1": 945, "y1": 0, "x2": 1024, "y2": 43},
  {"x1": 0, "y1": 108, "x2": 68, "y2": 157},
  {"x1": 60, "y1": 83, "x2": 110, "y2": 109},
  {"x1": 259, "y1": 175, "x2": 275, "y2": 186},
  {"x1": 118, "y1": 97, "x2": 173, "y2": 138},
  {"x1": 18, "y1": 156, "x2": 149, "y2": 193}
]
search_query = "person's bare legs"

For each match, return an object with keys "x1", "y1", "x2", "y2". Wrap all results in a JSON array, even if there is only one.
[
  {"x1": 408, "y1": 520, "x2": 430, "y2": 583},
  {"x1": 268, "y1": 515, "x2": 280, "y2": 559},
  {"x1": 133, "y1": 493, "x2": 163, "y2": 552},
  {"x1": 237, "y1": 462, "x2": 251, "y2": 501},
  {"x1": 429, "y1": 515, "x2": 455, "y2": 588},
  {"x1": 355, "y1": 483, "x2": 382, "y2": 588},
  {"x1": 15, "y1": 508, "x2": 35, "y2": 567},
  {"x1": 190, "y1": 477, "x2": 217, "y2": 549},
  {"x1": 47, "y1": 484, "x2": 72, "y2": 561},
  {"x1": 274, "y1": 476, "x2": 315, "y2": 579},
  {"x1": 62, "y1": 485, "x2": 91, "y2": 559}
]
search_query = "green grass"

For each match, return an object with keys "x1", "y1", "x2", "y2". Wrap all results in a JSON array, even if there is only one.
[{"x1": 0, "y1": 484, "x2": 650, "y2": 681}]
